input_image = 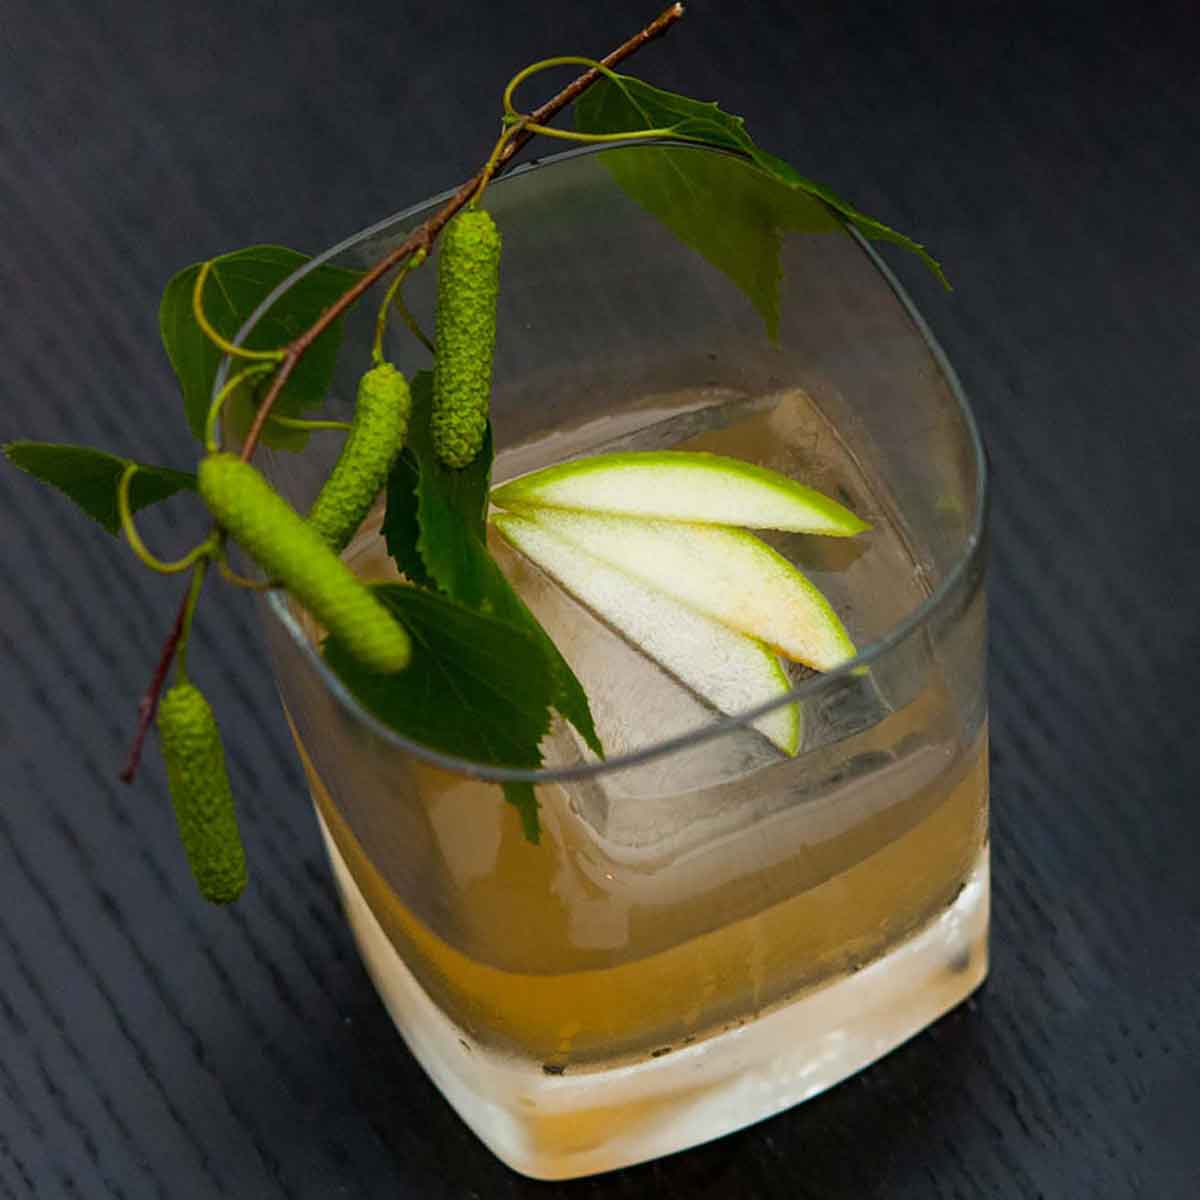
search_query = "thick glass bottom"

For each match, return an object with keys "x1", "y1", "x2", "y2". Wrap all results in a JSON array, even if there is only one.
[{"x1": 318, "y1": 812, "x2": 989, "y2": 1181}]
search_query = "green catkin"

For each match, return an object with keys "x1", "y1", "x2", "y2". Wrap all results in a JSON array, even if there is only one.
[
  {"x1": 309, "y1": 362, "x2": 411, "y2": 552},
  {"x1": 198, "y1": 453, "x2": 410, "y2": 673},
  {"x1": 431, "y1": 209, "x2": 502, "y2": 468},
  {"x1": 157, "y1": 683, "x2": 247, "y2": 904}
]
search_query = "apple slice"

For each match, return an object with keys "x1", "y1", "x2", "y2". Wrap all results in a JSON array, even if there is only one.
[
  {"x1": 493, "y1": 512, "x2": 801, "y2": 755},
  {"x1": 491, "y1": 451, "x2": 869, "y2": 536},
  {"x1": 515, "y1": 508, "x2": 856, "y2": 671}
]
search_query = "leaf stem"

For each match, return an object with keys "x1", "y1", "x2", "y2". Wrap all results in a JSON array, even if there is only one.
[
  {"x1": 118, "y1": 464, "x2": 215, "y2": 574},
  {"x1": 267, "y1": 415, "x2": 353, "y2": 433},
  {"x1": 119, "y1": 583, "x2": 190, "y2": 783},
  {"x1": 468, "y1": 119, "x2": 528, "y2": 208},
  {"x1": 194, "y1": 261, "x2": 287, "y2": 362},
  {"x1": 205, "y1": 362, "x2": 275, "y2": 452},
  {"x1": 237, "y1": 2, "x2": 686, "y2": 465},
  {"x1": 217, "y1": 554, "x2": 276, "y2": 590},
  {"x1": 372, "y1": 248, "x2": 431, "y2": 364},
  {"x1": 213, "y1": 535, "x2": 277, "y2": 589},
  {"x1": 174, "y1": 558, "x2": 208, "y2": 682},
  {"x1": 390, "y1": 292, "x2": 436, "y2": 359},
  {"x1": 524, "y1": 124, "x2": 676, "y2": 144},
  {"x1": 501, "y1": 55, "x2": 673, "y2": 144}
]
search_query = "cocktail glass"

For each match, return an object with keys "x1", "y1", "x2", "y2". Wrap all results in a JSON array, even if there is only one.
[{"x1": 222, "y1": 141, "x2": 988, "y2": 1181}]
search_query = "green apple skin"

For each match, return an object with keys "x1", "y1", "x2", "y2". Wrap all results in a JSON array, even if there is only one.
[
  {"x1": 491, "y1": 451, "x2": 869, "y2": 536},
  {"x1": 515, "y1": 508, "x2": 857, "y2": 672},
  {"x1": 493, "y1": 512, "x2": 800, "y2": 756}
]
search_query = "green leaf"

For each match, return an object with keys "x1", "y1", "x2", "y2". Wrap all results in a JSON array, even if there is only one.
[
  {"x1": 574, "y1": 74, "x2": 948, "y2": 306},
  {"x1": 587, "y1": 143, "x2": 839, "y2": 340},
  {"x1": 326, "y1": 584, "x2": 557, "y2": 841},
  {"x1": 410, "y1": 374, "x2": 493, "y2": 594},
  {"x1": 381, "y1": 449, "x2": 434, "y2": 587},
  {"x1": 381, "y1": 369, "x2": 488, "y2": 589},
  {"x1": 159, "y1": 245, "x2": 362, "y2": 450},
  {"x1": 747, "y1": 145, "x2": 948, "y2": 287},
  {"x1": 382, "y1": 374, "x2": 602, "y2": 756},
  {"x1": 323, "y1": 584, "x2": 553, "y2": 771},
  {"x1": 3, "y1": 441, "x2": 196, "y2": 535},
  {"x1": 501, "y1": 782, "x2": 540, "y2": 845},
  {"x1": 462, "y1": 540, "x2": 603, "y2": 759}
]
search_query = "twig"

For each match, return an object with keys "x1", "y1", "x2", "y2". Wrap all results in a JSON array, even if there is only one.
[
  {"x1": 120, "y1": 583, "x2": 191, "y2": 783},
  {"x1": 239, "y1": 2, "x2": 685, "y2": 463},
  {"x1": 125, "y1": 5, "x2": 686, "y2": 780}
]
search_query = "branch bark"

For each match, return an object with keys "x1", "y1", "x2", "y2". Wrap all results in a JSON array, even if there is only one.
[
  {"x1": 120, "y1": 582, "x2": 190, "y2": 783},
  {"x1": 239, "y1": 2, "x2": 685, "y2": 462},
  {"x1": 122, "y1": 4, "x2": 685, "y2": 781}
]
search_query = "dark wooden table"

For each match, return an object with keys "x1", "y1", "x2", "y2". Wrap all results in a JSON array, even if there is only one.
[{"x1": 3, "y1": 2, "x2": 1197, "y2": 1195}]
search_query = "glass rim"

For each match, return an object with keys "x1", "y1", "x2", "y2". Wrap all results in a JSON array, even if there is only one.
[{"x1": 217, "y1": 138, "x2": 988, "y2": 784}]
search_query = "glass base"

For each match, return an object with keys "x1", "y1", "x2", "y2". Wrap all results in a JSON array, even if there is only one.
[{"x1": 318, "y1": 812, "x2": 988, "y2": 1181}]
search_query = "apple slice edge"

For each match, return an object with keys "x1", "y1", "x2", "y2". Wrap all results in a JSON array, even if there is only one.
[
  {"x1": 493, "y1": 512, "x2": 801, "y2": 756},
  {"x1": 491, "y1": 450, "x2": 870, "y2": 536}
]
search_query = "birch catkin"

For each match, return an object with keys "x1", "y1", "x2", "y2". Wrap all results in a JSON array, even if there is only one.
[
  {"x1": 157, "y1": 683, "x2": 247, "y2": 904},
  {"x1": 308, "y1": 362, "x2": 411, "y2": 552},
  {"x1": 198, "y1": 453, "x2": 410, "y2": 673},
  {"x1": 431, "y1": 209, "x2": 501, "y2": 468}
]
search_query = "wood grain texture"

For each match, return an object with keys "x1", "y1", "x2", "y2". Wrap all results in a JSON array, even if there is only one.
[{"x1": 1, "y1": 0, "x2": 1197, "y2": 1196}]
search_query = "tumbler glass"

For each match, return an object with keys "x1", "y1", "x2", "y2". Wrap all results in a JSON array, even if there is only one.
[{"x1": 223, "y1": 141, "x2": 988, "y2": 1181}]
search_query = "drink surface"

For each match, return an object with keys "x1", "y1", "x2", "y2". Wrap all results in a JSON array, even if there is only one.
[{"x1": 303, "y1": 385, "x2": 988, "y2": 1067}]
